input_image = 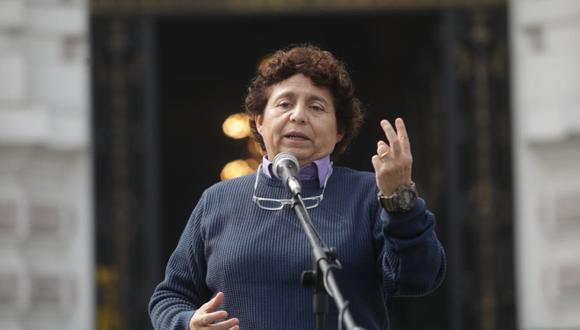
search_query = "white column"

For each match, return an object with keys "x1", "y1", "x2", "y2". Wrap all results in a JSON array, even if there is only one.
[
  {"x1": 511, "y1": 0, "x2": 580, "y2": 329},
  {"x1": 0, "y1": 0, "x2": 93, "y2": 329}
]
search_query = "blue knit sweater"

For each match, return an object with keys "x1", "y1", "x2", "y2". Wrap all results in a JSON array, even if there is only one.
[{"x1": 149, "y1": 167, "x2": 446, "y2": 330}]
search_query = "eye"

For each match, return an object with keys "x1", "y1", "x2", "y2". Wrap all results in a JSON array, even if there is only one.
[
  {"x1": 310, "y1": 103, "x2": 325, "y2": 112},
  {"x1": 276, "y1": 100, "x2": 292, "y2": 109}
]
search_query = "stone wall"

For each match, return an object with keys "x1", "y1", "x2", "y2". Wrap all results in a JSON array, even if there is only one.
[
  {"x1": 511, "y1": 0, "x2": 580, "y2": 328},
  {"x1": 0, "y1": 1, "x2": 93, "y2": 329}
]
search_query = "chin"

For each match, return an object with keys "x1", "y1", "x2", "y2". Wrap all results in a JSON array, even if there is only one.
[
  {"x1": 279, "y1": 148, "x2": 308, "y2": 157},
  {"x1": 278, "y1": 152, "x2": 307, "y2": 164},
  {"x1": 296, "y1": 154, "x2": 318, "y2": 166},
  {"x1": 276, "y1": 148, "x2": 324, "y2": 165}
]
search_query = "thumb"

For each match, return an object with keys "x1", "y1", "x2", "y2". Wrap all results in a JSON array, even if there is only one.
[{"x1": 200, "y1": 292, "x2": 224, "y2": 312}]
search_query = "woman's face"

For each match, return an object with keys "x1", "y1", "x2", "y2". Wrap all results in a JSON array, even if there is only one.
[{"x1": 256, "y1": 73, "x2": 343, "y2": 166}]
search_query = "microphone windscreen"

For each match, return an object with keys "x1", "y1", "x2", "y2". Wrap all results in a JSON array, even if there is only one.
[{"x1": 272, "y1": 153, "x2": 300, "y2": 180}]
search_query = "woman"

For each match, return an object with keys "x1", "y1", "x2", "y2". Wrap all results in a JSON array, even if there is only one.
[{"x1": 149, "y1": 45, "x2": 446, "y2": 330}]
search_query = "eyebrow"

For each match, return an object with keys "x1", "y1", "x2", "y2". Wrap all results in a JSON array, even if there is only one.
[{"x1": 272, "y1": 91, "x2": 331, "y2": 105}]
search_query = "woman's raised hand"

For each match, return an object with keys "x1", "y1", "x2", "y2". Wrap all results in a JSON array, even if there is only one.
[{"x1": 371, "y1": 118, "x2": 413, "y2": 196}]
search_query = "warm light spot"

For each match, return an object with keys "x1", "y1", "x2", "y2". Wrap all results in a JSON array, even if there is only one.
[
  {"x1": 222, "y1": 113, "x2": 251, "y2": 139},
  {"x1": 244, "y1": 158, "x2": 260, "y2": 170},
  {"x1": 248, "y1": 139, "x2": 264, "y2": 157},
  {"x1": 220, "y1": 159, "x2": 259, "y2": 180}
]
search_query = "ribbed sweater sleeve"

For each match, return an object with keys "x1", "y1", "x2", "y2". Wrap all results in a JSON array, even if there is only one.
[
  {"x1": 149, "y1": 192, "x2": 211, "y2": 330},
  {"x1": 378, "y1": 197, "x2": 446, "y2": 296}
]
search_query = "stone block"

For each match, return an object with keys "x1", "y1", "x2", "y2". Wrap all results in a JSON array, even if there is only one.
[
  {"x1": 0, "y1": 1, "x2": 24, "y2": 29},
  {"x1": 0, "y1": 53, "x2": 26, "y2": 103},
  {"x1": 27, "y1": 5, "x2": 85, "y2": 35}
]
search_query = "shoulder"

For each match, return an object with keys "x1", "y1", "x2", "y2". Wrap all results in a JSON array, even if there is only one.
[
  {"x1": 190, "y1": 173, "x2": 256, "y2": 217},
  {"x1": 206, "y1": 173, "x2": 256, "y2": 194},
  {"x1": 203, "y1": 172, "x2": 256, "y2": 197}
]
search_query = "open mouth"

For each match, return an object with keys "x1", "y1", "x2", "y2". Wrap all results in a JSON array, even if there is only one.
[{"x1": 284, "y1": 132, "x2": 309, "y2": 141}]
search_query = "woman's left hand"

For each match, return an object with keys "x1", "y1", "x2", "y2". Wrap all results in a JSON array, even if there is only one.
[{"x1": 371, "y1": 118, "x2": 414, "y2": 196}]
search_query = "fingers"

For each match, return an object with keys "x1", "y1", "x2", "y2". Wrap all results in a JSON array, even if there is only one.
[
  {"x1": 191, "y1": 310, "x2": 238, "y2": 330},
  {"x1": 373, "y1": 139, "x2": 390, "y2": 172},
  {"x1": 199, "y1": 310, "x2": 229, "y2": 325},
  {"x1": 395, "y1": 118, "x2": 411, "y2": 153},
  {"x1": 380, "y1": 118, "x2": 412, "y2": 156},
  {"x1": 211, "y1": 317, "x2": 240, "y2": 329},
  {"x1": 377, "y1": 140, "x2": 390, "y2": 158},
  {"x1": 380, "y1": 120, "x2": 401, "y2": 155},
  {"x1": 371, "y1": 154, "x2": 382, "y2": 171},
  {"x1": 373, "y1": 118, "x2": 414, "y2": 196},
  {"x1": 200, "y1": 292, "x2": 224, "y2": 313},
  {"x1": 191, "y1": 292, "x2": 239, "y2": 330}
]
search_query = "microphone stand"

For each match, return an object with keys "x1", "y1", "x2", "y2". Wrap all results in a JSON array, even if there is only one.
[{"x1": 291, "y1": 194, "x2": 366, "y2": 330}]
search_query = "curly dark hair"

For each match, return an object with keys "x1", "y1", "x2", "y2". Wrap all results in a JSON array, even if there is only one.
[{"x1": 245, "y1": 44, "x2": 364, "y2": 159}]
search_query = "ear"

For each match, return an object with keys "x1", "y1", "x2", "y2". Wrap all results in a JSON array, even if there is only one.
[
  {"x1": 255, "y1": 114, "x2": 264, "y2": 134},
  {"x1": 336, "y1": 128, "x2": 344, "y2": 143}
]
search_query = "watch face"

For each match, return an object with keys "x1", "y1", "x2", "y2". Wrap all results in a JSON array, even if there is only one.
[
  {"x1": 379, "y1": 184, "x2": 417, "y2": 212},
  {"x1": 399, "y1": 189, "x2": 417, "y2": 210}
]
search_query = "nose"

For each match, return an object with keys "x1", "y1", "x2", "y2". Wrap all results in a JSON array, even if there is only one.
[{"x1": 289, "y1": 103, "x2": 307, "y2": 123}]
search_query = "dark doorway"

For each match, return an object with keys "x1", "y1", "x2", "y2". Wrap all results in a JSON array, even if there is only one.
[{"x1": 158, "y1": 12, "x2": 441, "y2": 270}]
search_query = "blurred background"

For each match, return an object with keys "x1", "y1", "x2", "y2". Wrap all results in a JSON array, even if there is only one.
[{"x1": 1, "y1": 0, "x2": 579, "y2": 329}]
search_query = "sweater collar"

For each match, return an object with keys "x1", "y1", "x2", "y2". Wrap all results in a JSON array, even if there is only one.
[{"x1": 261, "y1": 155, "x2": 332, "y2": 188}]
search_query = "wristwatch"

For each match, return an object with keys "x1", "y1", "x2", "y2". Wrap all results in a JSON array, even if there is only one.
[{"x1": 377, "y1": 182, "x2": 418, "y2": 213}]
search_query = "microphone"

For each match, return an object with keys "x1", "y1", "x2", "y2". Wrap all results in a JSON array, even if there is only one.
[{"x1": 273, "y1": 153, "x2": 302, "y2": 196}]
